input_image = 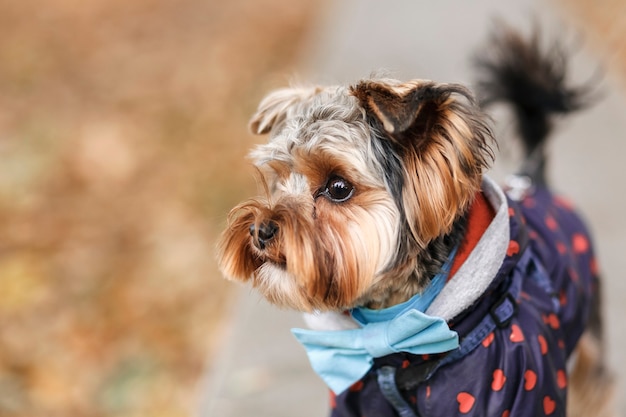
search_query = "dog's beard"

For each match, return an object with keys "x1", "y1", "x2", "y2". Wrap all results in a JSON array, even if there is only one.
[{"x1": 218, "y1": 188, "x2": 401, "y2": 311}]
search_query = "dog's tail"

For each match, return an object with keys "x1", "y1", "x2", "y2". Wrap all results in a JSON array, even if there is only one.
[
  {"x1": 476, "y1": 25, "x2": 616, "y2": 416},
  {"x1": 474, "y1": 25, "x2": 594, "y2": 185}
]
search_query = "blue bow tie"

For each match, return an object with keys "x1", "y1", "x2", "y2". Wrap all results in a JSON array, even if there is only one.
[{"x1": 292, "y1": 249, "x2": 459, "y2": 395}]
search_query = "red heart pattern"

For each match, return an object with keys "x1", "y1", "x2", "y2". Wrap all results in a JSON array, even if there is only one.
[
  {"x1": 543, "y1": 396, "x2": 556, "y2": 415},
  {"x1": 482, "y1": 332, "x2": 495, "y2": 348},
  {"x1": 524, "y1": 370, "x2": 537, "y2": 391},
  {"x1": 492, "y1": 369, "x2": 506, "y2": 391},
  {"x1": 557, "y1": 370, "x2": 567, "y2": 389},
  {"x1": 537, "y1": 335, "x2": 548, "y2": 355},
  {"x1": 510, "y1": 324, "x2": 524, "y2": 343},
  {"x1": 457, "y1": 392, "x2": 475, "y2": 414}
]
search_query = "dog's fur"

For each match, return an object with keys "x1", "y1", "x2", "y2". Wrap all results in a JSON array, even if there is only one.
[
  {"x1": 219, "y1": 79, "x2": 493, "y2": 311},
  {"x1": 218, "y1": 26, "x2": 614, "y2": 416}
]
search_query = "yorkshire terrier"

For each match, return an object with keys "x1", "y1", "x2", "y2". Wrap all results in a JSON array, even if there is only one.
[{"x1": 218, "y1": 27, "x2": 614, "y2": 417}]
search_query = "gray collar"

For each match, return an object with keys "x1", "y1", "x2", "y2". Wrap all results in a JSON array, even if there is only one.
[{"x1": 426, "y1": 176, "x2": 510, "y2": 321}]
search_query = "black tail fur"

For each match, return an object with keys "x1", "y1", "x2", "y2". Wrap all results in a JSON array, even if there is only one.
[{"x1": 474, "y1": 24, "x2": 595, "y2": 184}]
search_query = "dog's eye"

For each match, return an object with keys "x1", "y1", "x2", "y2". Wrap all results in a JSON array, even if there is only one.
[{"x1": 322, "y1": 176, "x2": 354, "y2": 203}]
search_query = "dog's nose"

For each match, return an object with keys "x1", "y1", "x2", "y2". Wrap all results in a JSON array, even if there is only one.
[{"x1": 249, "y1": 220, "x2": 278, "y2": 250}]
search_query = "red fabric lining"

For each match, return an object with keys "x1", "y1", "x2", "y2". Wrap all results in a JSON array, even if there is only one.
[{"x1": 448, "y1": 192, "x2": 495, "y2": 280}]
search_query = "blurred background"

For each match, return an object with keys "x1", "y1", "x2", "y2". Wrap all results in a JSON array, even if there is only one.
[
  {"x1": 0, "y1": 1, "x2": 624, "y2": 417},
  {"x1": 0, "y1": 0, "x2": 321, "y2": 416}
]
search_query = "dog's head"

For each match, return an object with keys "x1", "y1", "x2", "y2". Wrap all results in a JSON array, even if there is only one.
[{"x1": 218, "y1": 79, "x2": 494, "y2": 311}]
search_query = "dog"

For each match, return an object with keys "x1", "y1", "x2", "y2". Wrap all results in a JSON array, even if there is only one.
[{"x1": 218, "y1": 26, "x2": 614, "y2": 417}]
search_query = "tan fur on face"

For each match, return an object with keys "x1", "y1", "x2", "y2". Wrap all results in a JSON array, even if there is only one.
[
  {"x1": 218, "y1": 87, "x2": 402, "y2": 310},
  {"x1": 218, "y1": 174, "x2": 400, "y2": 311},
  {"x1": 218, "y1": 79, "x2": 494, "y2": 310}
]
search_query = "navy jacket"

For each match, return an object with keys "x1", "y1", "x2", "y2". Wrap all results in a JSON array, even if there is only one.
[{"x1": 330, "y1": 183, "x2": 598, "y2": 417}]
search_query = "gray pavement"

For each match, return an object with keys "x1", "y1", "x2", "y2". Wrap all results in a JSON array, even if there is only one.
[{"x1": 201, "y1": 1, "x2": 626, "y2": 415}]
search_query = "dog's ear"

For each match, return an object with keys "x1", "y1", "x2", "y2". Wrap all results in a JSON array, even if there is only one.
[
  {"x1": 351, "y1": 80, "x2": 430, "y2": 135},
  {"x1": 351, "y1": 80, "x2": 474, "y2": 139},
  {"x1": 352, "y1": 80, "x2": 495, "y2": 245},
  {"x1": 249, "y1": 86, "x2": 322, "y2": 135}
]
